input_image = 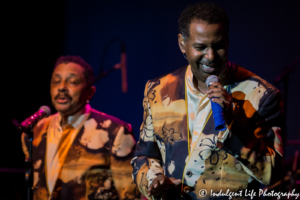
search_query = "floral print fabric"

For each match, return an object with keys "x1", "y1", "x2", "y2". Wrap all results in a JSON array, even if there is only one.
[{"x1": 132, "y1": 63, "x2": 283, "y2": 200}]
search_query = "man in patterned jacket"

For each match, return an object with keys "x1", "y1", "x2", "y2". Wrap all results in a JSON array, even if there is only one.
[
  {"x1": 132, "y1": 2, "x2": 283, "y2": 200},
  {"x1": 21, "y1": 56, "x2": 139, "y2": 200}
]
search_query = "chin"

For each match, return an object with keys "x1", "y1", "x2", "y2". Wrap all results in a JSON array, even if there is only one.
[{"x1": 54, "y1": 105, "x2": 71, "y2": 114}]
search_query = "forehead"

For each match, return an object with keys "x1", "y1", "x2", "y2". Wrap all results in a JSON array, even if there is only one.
[
  {"x1": 188, "y1": 19, "x2": 225, "y2": 41},
  {"x1": 53, "y1": 62, "x2": 85, "y2": 77}
]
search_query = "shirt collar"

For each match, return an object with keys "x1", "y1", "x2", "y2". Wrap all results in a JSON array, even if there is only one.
[
  {"x1": 186, "y1": 65, "x2": 205, "y2": 96},
  {"x1": 186, "y1": 65, "x2": 228, "y2": 95},
  {"x1": 56, "y1": 104, "x2": 92, "y2": 129}
]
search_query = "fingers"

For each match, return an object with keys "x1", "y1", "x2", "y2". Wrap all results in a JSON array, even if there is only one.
[
  {"x1": 147, "y1": 175, "x2": 174, "y2": 196},
  {"x1": 147, "y1": 175, "x2": 164, "y2": 196},
  {"x1": 207, "y1": 89, "x2": 229, "y2": 101},
  {"x1": 211, "y1": 98, "x2": 224, "y2": 107},
  {"x1": 208, "y1": 82, "x2": 222, "y2": 88},
  {"x1": 170, "y1": 178, "x2": 182, "y2": 185},
  {"x1": 156, "y1": 174, "x2": 165, "y2": 185},
  {"x1": 207, "y1": 88, "x2": 223, "y2": 98},
  {"x1": 147, "y1": 179, "x2": 157, "y2": 196},
  {"x1": 207, "y1": 84, "x2": 232, "y2": 109},
  {"x1": 147, "y1": 184, "x2": 154, "y2": 196}
]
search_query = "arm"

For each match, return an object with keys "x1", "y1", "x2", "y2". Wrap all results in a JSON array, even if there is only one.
[
  {"x1": 131, "y1": 81, "x2": 164, "y2": 199},
  {"x1": 21, "y1": 133, "x2": 29, "y2": 160},
  {"x1": 208, "y1": 82, "x2": 284, "y2": 186},
  {"x1": 20, "y1": 117, "x2": 51, "y2": 161},
  {"x1": 110, "y1": 124, "x2": 140, "y2": 200},
  {"x1": 225, "y1": 89, "x2": 284, "y2": 186}
]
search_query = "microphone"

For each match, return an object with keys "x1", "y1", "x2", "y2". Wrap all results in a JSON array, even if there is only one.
[
  {"x1": 205, "y1": 75, "x2": 226, "y2": 131},
  {"x1": 120, "y1": 42, "x2": 128, "y2": 93},
  {"x1": 18, "y1": 106, "x2": 51, "y2": 133}
]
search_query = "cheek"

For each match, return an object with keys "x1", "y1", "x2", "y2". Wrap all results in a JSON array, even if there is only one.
[
  {"x1": 50, "y1": 87, "x2": 57, "y2": 99},
  {"x1": 187, "y1": 52, "x2": 203, "y2": 66},
  {"x1": 217, "y1": 49, "x2": 227, "y2": 60},
  {"x1": 187, "y1": 48, "x2": 202, "y2": 58},
  {"x1": 70, "y1": 88, "x2": 85, "y2": 102}
]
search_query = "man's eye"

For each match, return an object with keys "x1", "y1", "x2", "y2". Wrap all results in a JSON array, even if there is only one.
[
  {"x1": 195, "y1": 46, "x2": 206, "y2": 51},
  {"x1": 213, "y1": 43, "x2": 226, "y2": 50},
  {"x1": 69, "y1": 80, "x2": 79, "y2": 85},
  {"x1": 52, "y1": 79, "x2": 60, "y2": 84}
]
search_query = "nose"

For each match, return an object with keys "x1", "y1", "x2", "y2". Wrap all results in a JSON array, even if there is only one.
[
  {"x1": 204, "y1": 47, "x2": 215, "y2": 62},
  {"x1": 58, "y1": 81, "x2": 68, "y2": 92}
]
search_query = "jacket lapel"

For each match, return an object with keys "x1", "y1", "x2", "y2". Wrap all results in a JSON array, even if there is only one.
[{"x1": 45, "y1": 112, "x2": 91, "y2": 195}]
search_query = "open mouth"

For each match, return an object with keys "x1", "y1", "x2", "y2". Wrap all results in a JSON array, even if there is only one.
[
  {"x1": 201, "y1": 64, "x2": 216, "y2": 73},
  {"x1": 56, "y1": 96, "x2": 70, "y2": 104}
]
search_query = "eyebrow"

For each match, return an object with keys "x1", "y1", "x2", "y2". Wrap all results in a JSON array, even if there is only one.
[
  {"x1": 52, "y1": 73, "x2": 79, "y2": 77},
  {"x1": 192, "y1": 39, "x2": 226, "y2": 46},
  {"x1": 193, "y1": 43, "x2": 206, "y2": 46},
  {"x1": 214, "y1": 39, "x2": 226, "y2": 45}
]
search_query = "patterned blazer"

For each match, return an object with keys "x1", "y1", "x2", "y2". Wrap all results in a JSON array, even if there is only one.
[
  {"x1": 22, "y1": 108, "x2": 140, "y2": 200},
  {"x1": 132, "y1": 63, "x2": 283, "y2": 200}
]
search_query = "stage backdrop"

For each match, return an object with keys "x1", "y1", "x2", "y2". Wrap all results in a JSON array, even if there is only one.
[
  {"x1": 63, "y1": 0, "x2": 300, "y2": 157},
  {"x1": 3, "y1": 0, "x2": 299, "y2": 199}
]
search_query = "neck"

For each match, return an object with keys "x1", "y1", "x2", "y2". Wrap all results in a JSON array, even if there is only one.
[
  {"x1": 192, "y1": 76, "x2": 208, "y2": 94},
  {"x1": 60, "y1": 115, "x2": 69, "y2": 127},
  {"x1": 59, "y1": 104, "x2": 86, "y2": 127}
]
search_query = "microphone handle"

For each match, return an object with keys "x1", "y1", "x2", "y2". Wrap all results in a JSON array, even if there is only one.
[
  {"x1": 211, "y1": 98, "x2": 226, "y2": 131},
  {"x1": 18, "y1": 110, "x2": 46, "y2": 133}
]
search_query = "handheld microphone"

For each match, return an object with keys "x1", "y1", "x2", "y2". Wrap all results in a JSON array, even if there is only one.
[
  {"x1": 120, "y1": 42, "x2": 127, "y2": 93},
  {"x1": 18, "y1": 106, "x2": 51, "y2": 133},
  {"x1": 205, "y1": 75, "x2": 226, "y2": 131}
]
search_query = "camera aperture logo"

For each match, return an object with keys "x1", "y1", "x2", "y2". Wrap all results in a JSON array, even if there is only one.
[{"x1": 198, "y1": 189, "x2": 299, "y2": 199}]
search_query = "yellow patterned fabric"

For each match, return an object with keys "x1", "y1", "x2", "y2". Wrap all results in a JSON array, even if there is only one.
[
  {"x1": 21, "y1": 105, "x2": 140, "y2": 200},
  {"x1": 46, "y1": 104, "x2": 91, "y2": 194},
  {"x1": 132, "y1": 63, "x2": 283, "y2": 200},
  {"x1": 186, "y1": 65, "x2": 212, "y2": 152}
]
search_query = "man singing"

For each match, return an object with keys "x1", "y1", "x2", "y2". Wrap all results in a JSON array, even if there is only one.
[
  {"x1": 132, "y1": 2, "x2": 283, "y2": 200},
  {"x1": 21, "y1": 56, "x2": 139, "y2": 200}
]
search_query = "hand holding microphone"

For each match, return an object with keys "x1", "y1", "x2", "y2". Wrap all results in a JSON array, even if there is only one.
[{"x1": 206, "y1": 75, "x2": 233, "y2": 131}]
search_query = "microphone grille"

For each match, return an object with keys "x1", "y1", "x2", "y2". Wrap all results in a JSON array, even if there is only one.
[
  {"x1": 39, "y1": 106, "x2": 51, "y2": 116},
  {"x1": 205, "y1": 75, "x2": 219, "y2": 88}
]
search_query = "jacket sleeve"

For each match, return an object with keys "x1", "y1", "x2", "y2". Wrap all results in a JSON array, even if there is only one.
[
  {"x1": 110, "y1": 123, "x2": 141, "y2": 200},
  {"x1": 221, "y1": 89, "x2": 284, "y2": 186},
  {"x1": 20, "y1": 117, "x2": 49, "y2": 161},
  {"x1": 21, "y1": 133, "x2": 29, "y2": 160},
  {"x1": 131, "y1": 81, "x2": 164, "y2": 199}
]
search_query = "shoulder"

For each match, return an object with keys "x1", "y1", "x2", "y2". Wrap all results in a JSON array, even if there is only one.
[
  {"x1": 31, "y1": 114, "x2": 56, "y2": 147},
  {"x1": 229, "y1": 64, "x2": 282, "y2": 111},
  {"x1": 143, "y1": 66, "x2": 188, "y2": 103},
  {"x1": 232, "y1": 65, "x2": 280, "y2": 94},
  {"x1": 89, "y1": 109, "x2": 132, "y2": 131},
  {"x1": 33, "y1": 114, "x2": 56, "y2": 135},
  {"x1": 146, "y1": 65, "x2": 188, "y2": 90}
]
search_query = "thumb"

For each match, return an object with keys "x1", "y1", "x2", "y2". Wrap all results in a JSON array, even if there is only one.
[{"x1": 170, "y1": 178, "x2": 182, "y2": 185}]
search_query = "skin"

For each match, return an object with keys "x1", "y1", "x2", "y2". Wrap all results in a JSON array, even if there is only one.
[
  {"x1": 148, "y1": 19, "x2": 234, "y2": 197},
  {"x1": 50, "y1": 62, "x2": 95, "y2": 126},
  {"x1": 179, "y1": 19, "x2": 229, "y2": 92},
  {"x1": 178, "y1": 19, "x2": 232, "y2": 112},
  {"x1": 147, "y1": 174, "x2": 181, "y2": 196}
]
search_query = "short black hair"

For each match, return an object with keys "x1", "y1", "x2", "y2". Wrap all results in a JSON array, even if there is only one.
[
  {"x1": 178, "y1": 2, "x2": 229, "y2": 39},
  {"x1": 54, "y1": 55, "x2": 94, "y2": 88}
]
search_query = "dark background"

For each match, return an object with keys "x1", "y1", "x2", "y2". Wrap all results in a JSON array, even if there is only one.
[{"x1": 2, "y1": 0, "x2": 300, "y2": 199}]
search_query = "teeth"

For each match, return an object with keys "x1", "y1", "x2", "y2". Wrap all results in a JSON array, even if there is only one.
[{"x1": 203, "y1": 64, "x2": 210, "y2": 68}]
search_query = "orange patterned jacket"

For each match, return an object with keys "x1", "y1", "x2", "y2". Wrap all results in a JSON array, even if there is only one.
[
  {"x1": 22, "y1": 108, "x2": 140, "y2": 200},
  {"x1": 132, "y1": 63, "x2": 283, "y2": 200}
]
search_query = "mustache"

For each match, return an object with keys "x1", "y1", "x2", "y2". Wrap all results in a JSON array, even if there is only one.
[{"x1": 55, "y1": 93, "x2": 72, "y2": 100}]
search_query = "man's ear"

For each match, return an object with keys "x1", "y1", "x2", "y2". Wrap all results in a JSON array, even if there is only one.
[
  {"x1": 178, "y1": 34, "x2": 186, "y2": 54},
  {"x1": 87, "y1": 86, "x2": 96, "y2": 101}
]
